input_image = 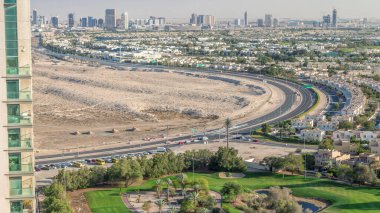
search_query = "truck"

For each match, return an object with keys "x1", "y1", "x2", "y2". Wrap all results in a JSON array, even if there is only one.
[{"x1": 157, "y1": 147, "x2": 167, "y2": 153}]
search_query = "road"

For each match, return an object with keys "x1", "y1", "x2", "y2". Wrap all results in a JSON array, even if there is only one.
[{"x1": 34, "y1": 48, "x2": 316, "y2": 165}]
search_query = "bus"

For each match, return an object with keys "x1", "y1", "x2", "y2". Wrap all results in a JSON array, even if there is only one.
[{"x1": 96, "y1": 159, "x2": 106, "y2": 165}]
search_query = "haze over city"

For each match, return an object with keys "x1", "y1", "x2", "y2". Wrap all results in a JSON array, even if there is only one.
[{"x1": 31, "y1": 0, "x2": 380, "y2": 20}]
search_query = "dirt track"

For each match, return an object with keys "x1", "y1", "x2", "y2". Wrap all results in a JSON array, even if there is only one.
[{"x1": 32, "y1": 53, "x2": 283, "y2": 154}]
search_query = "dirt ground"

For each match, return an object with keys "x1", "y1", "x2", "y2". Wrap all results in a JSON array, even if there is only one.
[{"x1": 32, "y1": 52, "x2": 284, "y2": 155}]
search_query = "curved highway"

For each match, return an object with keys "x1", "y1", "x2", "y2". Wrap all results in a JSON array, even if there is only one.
[{"x1": 34, "y1": 49, "x2": 316, "y2": 164}]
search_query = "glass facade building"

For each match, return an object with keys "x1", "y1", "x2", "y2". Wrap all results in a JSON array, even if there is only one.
[{"x1": 1, "y1": 0, "x2": 35, "y2": 212}]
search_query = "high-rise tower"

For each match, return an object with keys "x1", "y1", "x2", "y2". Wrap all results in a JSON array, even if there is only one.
[
  {"x1": 332, "y1": 9, "x2": 337, "y2": 27},
  {"x1": 105, "y1": 9, "x2": 116, "y2": 31},
  {"x1": 244, "y1": 11, "x2": 248, "y2": 27},
  {"x1": 1, "y1": 0, "x2": 35, "y2": 212}
]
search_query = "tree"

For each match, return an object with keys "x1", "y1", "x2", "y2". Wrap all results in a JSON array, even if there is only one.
[
  {"x1": 209, "y1": 147, "x2": 247, "y2": 172},
  {"x1": 273, "y1": 199, "x2": 302, "y2": 213},
  {"x1": 177, "y1": 174, "x2": 187, "y2": 197},
  {"x1": 165, "y1": 178, "x2": 173, "y2": 201},
  {"x1": 370, "y1": 161, "x2": 380, "y2": 177},
  {"x1": 354, "y1": 164, "x2": 378, "y2": 186},
  {"x1": 261, "y1": 123, "x2": 271, "y2": 134},
  {"x1": 142, "y1": 201, "x2": 152, "y2": 212},
  {"x1": 155, "y1": 199, "x2": 166, "y2": 213},
  {"x1": 124, "y1": 159, "x2": 143, "y2": 187},
  {"x1": 155, "y1": 179, "x2": 163, "y2": 198},
  {"x1": 336, "y1": 165, "x2": 354, "y2": 184},
  {"x1": 283, "y1": 154, "x2": 304, "y2": 175},
  {"x1": 221, "y1": 182, "x2": 243, "y2": 202},
  {"x1": 319, "y1": 138, "x2": 334, "y2": 150},
  {"x1": 339, "y1": 121, "x2": 353, "y2": 131},
  {"x1": 225, "y1": 118, "x2": 232, "y2": 148},
  {"x1": 43, "y1": 182, "x2": 72, "y2": 213},
  {"x1": 262, "y1": 156, "x2": 284, "y2": 172},
  {"x1": 190, "y1": 191, "x2": 200, "y2": 210}
]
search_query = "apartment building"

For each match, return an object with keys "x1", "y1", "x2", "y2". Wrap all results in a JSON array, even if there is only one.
[{"x1": 1, "y1": 0, "x2": 35, "y2": 212}]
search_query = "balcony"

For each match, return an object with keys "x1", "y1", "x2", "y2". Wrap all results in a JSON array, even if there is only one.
[
  {"x1": 6, "y1": 66, "x2": 31, "y2": 77},
  {"x1": 7, "y1": 91, "x2": 32, "y2": 101},
  {"x1": 8, "y1": 138, "x2": 32, "y2": 150},
  {"x1": 9, "y1": 177, "x2": 34, "y2": 198},
  {"x1": 8, "y1": 129, "x2": 33, "y2": 150},
  {"x1": 10, "y1": 200, "x2": 34, "y2": 213},
  {"x1": 9, "y1": 187, "x2": 34, "y2": 197},
  {"x1": 7, "y1": 104, "x2": 33, "y2": 126},
  {"x1": 9, "y1": 153, "x2": 34, "y2": 174}
]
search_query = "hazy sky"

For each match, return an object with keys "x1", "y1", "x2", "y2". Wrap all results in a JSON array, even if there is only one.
[{"x1": 31, "y1": 0, "x2": 379, "y2": 21}]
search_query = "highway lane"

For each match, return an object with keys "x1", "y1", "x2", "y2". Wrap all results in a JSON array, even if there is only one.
[{"x1": 34, "y1": 49, "x2": 316, "y2": 164}]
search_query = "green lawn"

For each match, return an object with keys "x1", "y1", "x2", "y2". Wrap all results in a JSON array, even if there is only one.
[{"x1": 85, "y1": 172, "x2": 380, "y2": 213}]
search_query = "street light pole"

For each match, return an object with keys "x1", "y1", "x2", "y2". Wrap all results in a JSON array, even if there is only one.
[{"x1": 304, "y1": 138, "x2": 307, "y2": 179}]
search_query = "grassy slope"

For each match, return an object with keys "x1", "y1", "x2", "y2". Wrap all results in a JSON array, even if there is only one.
[{"x1": 85, "y1": 172, "x2": 380, "y2": 213}]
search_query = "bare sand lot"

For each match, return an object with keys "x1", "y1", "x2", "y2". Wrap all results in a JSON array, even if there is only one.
[{"x1": 32, "y1": 53, "x2": 284, "y2": 155}]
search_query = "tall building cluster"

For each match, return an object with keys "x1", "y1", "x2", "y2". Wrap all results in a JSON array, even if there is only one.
[
  {"x1": 323, "y1": 9, "x2": 338, "y2": 28},
  {"x1": 189, "y1": 13, "x2": 216, "y2": 27},
  {"x1": 1, "y1": 0, "x2": 35, "y2": 213},
  {"x1": 257, "y1": 14, "x2": 278, "y2": 28}
]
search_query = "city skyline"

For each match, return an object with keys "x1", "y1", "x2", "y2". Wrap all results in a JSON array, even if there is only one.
[{"x1": 31, "y1": 0, "x2": 380, "y2": 21}]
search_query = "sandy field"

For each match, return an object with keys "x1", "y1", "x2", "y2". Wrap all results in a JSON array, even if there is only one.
[{"x1": 32, "y1": 53, "x2": 284, "y2": 154}]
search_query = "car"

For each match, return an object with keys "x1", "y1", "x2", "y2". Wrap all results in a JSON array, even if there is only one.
[
  {"x1": 178, "y1": 141, "x2": 185, "y2": 145},
  {"x1": 192, "y1": 139, "x2": 201, "y2": 143},
  {"x1": 41, "y1": 166, "x2": 50, "y2": 171},
  {"x1": 105, "y1": 158, "x2": 113, "y2": 163},
  {"x1": 34, "y1": 166, "x2": 41, "y2": 172},
  {"x1": 185, "y1": 140, "x2": 192, "y2": 144},
  {"x1": 252, "y1": 139, "x2": 259, "y2": 143},
  {"x1": 111, "y1": 158, "x2": 119, "y2": 163},
  {"x1": 84, "y1": 159, "x2": 91, "y2": 164}
]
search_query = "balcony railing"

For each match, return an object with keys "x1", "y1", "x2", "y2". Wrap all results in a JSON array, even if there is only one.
[
  {"x1": 8, "y1": 113, "x2": 32, "y2": 126},
  {"x1": 8, "y1": 138, "x2": 32, "y2": 150},
  {"x1": 9, "y1": 188, "x2": 34, "y2": 197},
  {"x1": 7, "y1": 91, "x2": 32, "y2": 101},
  {"x1": 9, "y1": 163, "x2": 34, "y2": 173},
  {"x1": 6, "y1": 67, "x2": 31, "y2": 76}
]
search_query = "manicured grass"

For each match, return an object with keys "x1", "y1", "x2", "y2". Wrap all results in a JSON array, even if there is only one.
[{"x1": 85, "y1": 172, "x2": 380, "y2": 213}]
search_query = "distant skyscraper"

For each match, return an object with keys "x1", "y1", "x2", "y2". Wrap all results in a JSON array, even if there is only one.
[
  {"x1": 332, "y1": 9, "x2": 337, "y2": 27},
  {"x1": 68, "y1": 13, "x2": 75, "y2": 28},
  {"x1": 190, "y1": 13, "x2": 198, "y2": 25},
  {"x1": 197, "y1": 15, "x2": 204, "y2": 25},
  {"x1": 88, "y1": 16, "x2": 97, "y2": 27},
  {"x1": 80, "y1": 17, "x2": 88, "y2": 27},
  {"x1": 203, "y1": 15, "x2": 215, "y2": 26},
  {"x1": 121, "y1": 12, "x2": 129, "y2": 30},
  {"x1": 234, "y1": 19, "x2": 241, "y2": 26},
  {"x1": 105, "y1": 9, "x2": 116, "y2": 30},
  {"x1": 32, "y1": 9, "x2": 38, "y2": 25},
  {"x1": 98, "y1": 18, "x2": 104, "y2": 28},
  {"x1": 244, "y1": 11, "x2": 248, "y2": 27},
  {"x1": 258, "y1": 19, "x2": 264, "y2": 27},
  {"x1": 273, "y1": 18, "x2": 279, "y2": 28},
  {"x1": 158, "y1": 17, "x2": 166, "y2": 26},
  {"x1": 1, "y1": 0, "x2": 36, "y2": 212},
  {"x1": 265, "y1": 14, "x2": 272, "y2": 27},
  {"x1": 51, "y1": 16, "x2": 59, "y2": 28},
  {"x1": 323, "y1": 14, "x2": 331, "y2": 27}
]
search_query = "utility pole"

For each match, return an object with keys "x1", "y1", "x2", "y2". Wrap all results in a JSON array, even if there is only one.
[{"x1": 304, "y1": 138, "x2": 307, "y2": 179}]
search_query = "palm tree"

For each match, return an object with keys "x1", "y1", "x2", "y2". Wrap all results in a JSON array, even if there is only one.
[
  {"x1": 155, "y1": 199, "x2": 166, "y2": 213},
  {"x1": 177, "y1": 174, "x2": 187, "y2": 197},
  {"x1": 165, "y1": 178, "x2": 173, "y2": 201},
  {"x1": 225, "y1": 118, "x2": 232, "y2": 148},
  {"x1": 190, "y1": 191, "x2": 200, "y2": 211},
  {"x1": 155, "y1": 179, "x2": 162, "y2": 198}
]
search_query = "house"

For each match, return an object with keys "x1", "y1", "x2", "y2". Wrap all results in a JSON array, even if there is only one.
[
  {"x1": 314, "y1": 149, "x2": 350, "y2": 168},
  {"x1": 291, "y1": 119, "x2": 314, "y2": 130},
  {"x1": 299, "y1": 129, "x2": 325, "y2": 142},
  {"x1": 317, "y1": 121, "x2": 339, "y2": 131},
  {"x1": 333, "y1": 140, "x2": 358, "y2": 155}
]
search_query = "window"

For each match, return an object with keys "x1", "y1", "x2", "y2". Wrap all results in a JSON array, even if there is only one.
[
  {"x1": 10, "y1": 201, "x2": 22, "y2": 213},
  {"x1": 9, "y1": 153, "x2": 21, "y2": 172},
  {"x1": 9, "y1": 177, "x2": 22, "y2": 196},
  {"x1": 8, "y1": 128, "x2": 21, "y2": 148},
  {"x1": 7, "y1": 104, "x2": 20, "y2": 124},
  {"x1": 7, "y1": 80, "x2": 19, "y2": 99},
  {"x1": 5, "y1": 0, "x2": 17, "y2": 4}
]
